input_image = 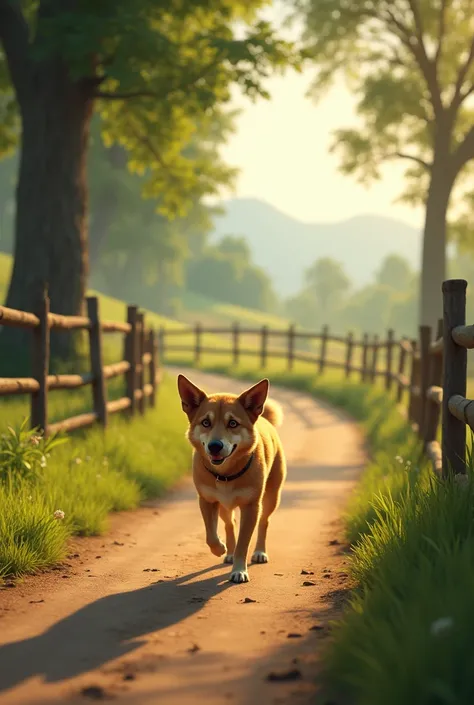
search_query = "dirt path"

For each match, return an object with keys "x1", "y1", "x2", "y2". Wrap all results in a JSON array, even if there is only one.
[{"x1": 0, "y1": 369, "x2": 366, "y2": 705}]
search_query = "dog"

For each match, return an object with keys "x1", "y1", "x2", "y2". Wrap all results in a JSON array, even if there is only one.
[{"x1": 177, "y1": 374, "x2": 286, "y2": 584}]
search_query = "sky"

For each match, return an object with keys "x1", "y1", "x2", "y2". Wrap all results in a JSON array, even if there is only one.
[{"x1": 218, "y1": 3, "x2": 425, "y2": 230}]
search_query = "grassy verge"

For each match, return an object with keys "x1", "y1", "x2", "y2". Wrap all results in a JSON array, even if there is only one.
[
  {"x1": 177, "y1": 354, "x2": 474, "y2": 705},
  {"x1": 0, "y1": 373, "x2": 190, "y2": 580}
]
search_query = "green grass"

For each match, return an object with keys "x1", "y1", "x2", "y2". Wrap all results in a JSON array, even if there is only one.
[{"x1": 0, "y1": 372, "x2": 190, "y2": 579}]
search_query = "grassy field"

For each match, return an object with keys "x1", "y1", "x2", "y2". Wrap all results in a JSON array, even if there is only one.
[{"x1": 0, "y1": 372, "x2": 190, "y2": 579}]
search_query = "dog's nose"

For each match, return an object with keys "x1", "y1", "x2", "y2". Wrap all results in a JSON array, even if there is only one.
[{"x1": 208, "y1": 440, "x2": 224, "y2": 455}]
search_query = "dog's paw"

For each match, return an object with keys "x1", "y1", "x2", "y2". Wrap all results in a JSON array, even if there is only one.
[
  {"x1": 251, "y1": 550, "x2": 269, "y2": 564},
  {"x1": 223, "y1": 554, "x2": 234, "y2": 564},
  {"x1": 207, "y1": 539, "x2": 227, "y2": 557},
  {"x1": 229, "y1": 569, "x2": 249, "y2": 584}
]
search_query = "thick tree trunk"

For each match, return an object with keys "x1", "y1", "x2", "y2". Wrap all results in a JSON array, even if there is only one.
[
  {"x1": 419, "y1": 164, "x2": 456, "y2": 332},
  {"x1": 1, "y1": 60, "x2": 94, "y2": 374}
]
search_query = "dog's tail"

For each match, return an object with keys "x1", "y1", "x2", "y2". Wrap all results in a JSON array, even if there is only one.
[{"x1": 262, "y1": 398, "x2": 284, "y2": 427}]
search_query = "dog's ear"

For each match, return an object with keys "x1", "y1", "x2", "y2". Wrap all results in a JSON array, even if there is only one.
[
  {"x1": 177, "y1": 374, "x2": 207, "y2": 419},
  {"x1": 238, "y1": 378, "x2": 269, "y2": 423}
]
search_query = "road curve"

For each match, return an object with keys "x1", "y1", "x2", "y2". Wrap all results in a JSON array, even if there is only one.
[{"x1": 0, "y1": 369, "x2": 366, "y2": 705}]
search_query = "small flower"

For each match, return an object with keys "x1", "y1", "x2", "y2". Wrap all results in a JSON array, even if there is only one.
[
  {"x1": 395, "y1": 455, "x2": 403, "y2": 464},
  {"x1": 53, "y1": 510, "x2": 65, "y2": 520},
  {"x1": 406, "y1": 460, "x2": 412, "y2": 467},
  {"x1": 28, "y1": 495, "x2": 33, "y2": 501},
  {"x1": 30, "y1": 435, "x2": 41, "y2": 446},
  {"x1": 40, "y1": 456, "x2": 47, "y2": 468},
  {"x1": 74, "y1": 457, "x2": 82, "y2": 465},
  {"x1": 430, "y1": 617, "x2": 454, "y2": 636}
]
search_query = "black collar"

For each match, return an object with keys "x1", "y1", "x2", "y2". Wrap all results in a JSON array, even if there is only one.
[{"x1": 204, "y1": 453, "x2": 254, "y2": 483}]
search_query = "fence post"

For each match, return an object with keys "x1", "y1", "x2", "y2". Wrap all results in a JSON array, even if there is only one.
[
  {"x1": 442, "y1": 279, "x2": 467, "y2": 477},
  {"x1": 260, "y1": 325, "x2": 268, "y2": 369},
  {"x1": 137, "y1": 311, "x2": 146, "y2": 415},
  {"x1": 385, "y1": 329, "x2": 394, "y2": 391},
  {"x1": 87, "y1": 296, "x2": 108, "y2": 428},
  {"x1": 370, "y1": 335, "x2": 379, "y2": 383},
  {"x1": 125, "y1": 305, "x2": 138, "y2": 416},
  {"x1": 318, "y1": 324, "x2": 329, "y2": 375},
  {"x1": 158, "y1": 325, "x2": 165, "y2": 366},
  {"x1": 232, "y1": 322, "x2": 240, "y2": 367},
  {"x1": 361, "y1": 333, "x2": 369, "y2": 382},
  {"x1": 287, "y1": 323, "x2": 295, "y2": 371},
  {"x1": 396, "y1": 340, "x2": 407, "y2": 404},
  {"x1": 194, "y1": 322, "x2": 201, "y2": 365},
  {"x1": 408, "y1": 340, "x2": 420, "y2": 427},
  {"x1": 418, "y1": 324, "x2": 432, "y2": 439},
  {"x1": 345, "y1": 331, "x2": 354, "y2": 379},
  {"x1": 148, "y1": 328, "x2": 158, "y2": 408},
  {"x1": 31, "y1": 287, "x2": 50, "y2": 434},
  {"x1": 423, "y1": 319, "x2": 443, "y2": 447}
]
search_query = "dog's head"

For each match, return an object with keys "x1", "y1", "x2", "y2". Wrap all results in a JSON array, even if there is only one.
[{"x1": 177, "y1": 374, "x2": 269, "y2": 467}]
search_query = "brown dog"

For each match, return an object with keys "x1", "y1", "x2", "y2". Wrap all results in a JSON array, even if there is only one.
[{"x1": 177, "y1": 374, "x2": 287, "y2": 583}]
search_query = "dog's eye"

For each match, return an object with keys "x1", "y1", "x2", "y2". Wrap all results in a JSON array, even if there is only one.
[
  {"x1": 228, "y1": 419, "x2": 239, "y2": 429},
  {"x1": 201, "y1": 418, "x2": 211, "y2": 428}
]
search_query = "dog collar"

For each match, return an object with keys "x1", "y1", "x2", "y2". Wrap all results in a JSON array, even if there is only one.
[{"x1": 204, "y1": 453, "x2": 254, "y2": 483}]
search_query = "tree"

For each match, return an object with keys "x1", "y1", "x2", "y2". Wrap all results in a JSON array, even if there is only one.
[
  {"x1": 375, "y1": 254, "x2": 413, "y2": 292},
  {"x1": 303, "y1": 257, "x2": 351, "y2": 313},
  {"x1": 297, "y1": 0, "x2": 474, "y2": 330},
  {"x1": 0, "y1": 0, "x2": 299, "y2": 367}
]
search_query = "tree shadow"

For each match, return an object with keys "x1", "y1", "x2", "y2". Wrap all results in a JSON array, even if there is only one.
[{"x1": 0, "y1": 563, "x2": 233, "y2": 694}]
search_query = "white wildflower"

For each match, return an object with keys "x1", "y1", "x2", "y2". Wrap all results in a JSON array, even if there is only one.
[
  {"x1": 430, "y1": 617, "x2": 454, "y2": 636},
  {"x1": 406, "y1": 460, "x2": 412, "y2": 467},
  {"x1": 30, "y1": 435, "x2": 41, "y2": 446},
  {"x1": 74, "y1": 457, "x2": 82, "y2": 465},
  {"x1": 40, "y1": 456, "x2": 47, "y2": 468},
  {"x1": 28, "y1": 495, "x2": 33, "y2": 501},
  {"x1": 53, "y1": 509, "x2": 65, "y2": 520},
  {"x1": 395, "y1": 455, "x2": 403, "y2": 464}
]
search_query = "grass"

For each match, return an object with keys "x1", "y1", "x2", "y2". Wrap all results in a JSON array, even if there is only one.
[{"x1": 0, "y1": 372, "x2": 190, "y2": 579}]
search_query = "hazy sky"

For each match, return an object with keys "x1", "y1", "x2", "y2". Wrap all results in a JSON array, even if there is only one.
[{"x1": 220, "y1": 4, "x2": 425, "y2": 230}]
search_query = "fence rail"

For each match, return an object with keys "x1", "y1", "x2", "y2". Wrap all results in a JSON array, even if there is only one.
[{"x1": 0, "y1": 292, "x2": 161, "y2": 437}]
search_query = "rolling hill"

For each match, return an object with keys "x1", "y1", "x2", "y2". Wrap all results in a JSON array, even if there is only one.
[{"x1": 211, "y1": 198, "x2": 422, "y2": 296}]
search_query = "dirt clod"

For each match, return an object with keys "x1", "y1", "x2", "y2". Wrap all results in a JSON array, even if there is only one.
[
  {"x1": 266, "y1": 668, "x2": 302, "y2": 682},
  {"x1": 302, "y1": 581, "x2": 316, "y2": 586},
  {"x1": 80, "y1": 685, "x2": 107, "y2": 700},
  {"x1": 287, "y1": 633, "x2": 302, "y2": 638},
  {"x1": 243, "y1": 597, "x2": 257, "y2": 603},
  {"x1": 301, "y1": 569, "x2": 314, "y2": 575}
]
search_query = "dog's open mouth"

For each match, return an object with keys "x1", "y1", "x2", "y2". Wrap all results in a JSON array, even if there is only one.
[{"x1": 210, "y1": 444, "x2": 237, "y2": 466}]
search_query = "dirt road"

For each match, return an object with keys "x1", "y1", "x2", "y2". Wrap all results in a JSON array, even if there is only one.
[{"x1": 0, "y1": 369, "x2": 366, "y2": 705}]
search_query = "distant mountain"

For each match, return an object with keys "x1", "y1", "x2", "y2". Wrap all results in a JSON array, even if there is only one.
[{"x1": 211, "y1": 198, "x2": 421, "y2": 296}]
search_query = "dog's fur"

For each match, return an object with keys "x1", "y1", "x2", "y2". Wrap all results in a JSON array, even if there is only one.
[{"x1": 177, "y1": 374, "x2": 287, "y2": 583}]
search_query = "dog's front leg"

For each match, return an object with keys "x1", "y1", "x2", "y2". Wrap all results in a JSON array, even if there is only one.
[
  {"x1": 229, "y1": 502, "x2": 260, "y2": 583},
  {"x1": 199, "y1": 496, "x2": 226, "y2": 557}
]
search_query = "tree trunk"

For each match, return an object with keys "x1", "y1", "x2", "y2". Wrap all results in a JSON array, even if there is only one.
[
  {"x1": 419, "y1": 163, "x2": 456, "y2": 331},
  {"x1": 1, "y1": 60, "x2": 94, "y2": 374}
]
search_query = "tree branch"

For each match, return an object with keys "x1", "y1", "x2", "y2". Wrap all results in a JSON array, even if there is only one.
[
  {"x1": 0, "y1": 0, "x2": 31, "y2": 105},
  {"x1": 451, "y1": 36, "x2": 474, "y2": 112},
  {"x1": 94, "y1": 89, "x2": 159, "y2": 101},
  {"x1": 389, "y1": 151, "x2": 432, "y2": 170},
  {"x1": 452, "y1": 126, "x2": 474, "y2": 171},
  {"x1": 434, "y1": 0, "x2": 448, "y2": 66}
]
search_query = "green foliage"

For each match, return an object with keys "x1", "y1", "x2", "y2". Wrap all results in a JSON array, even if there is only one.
[
  {"x1": 185, "y1": 234, "x2": 278, "y2": 313},
  {"x1": 1, "y1": 0, "x2": 302, "y2": 217},
  {"x1": 375, "y1": 254, "x2": 413, "y2": 291},
  {"x1": 0, "y1": 419, "x2": 67, "y2": 485}
]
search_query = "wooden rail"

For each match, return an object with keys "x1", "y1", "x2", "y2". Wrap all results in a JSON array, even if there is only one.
[{"x1": 0, "y1": 292, "x2": 161, "y2": 437}]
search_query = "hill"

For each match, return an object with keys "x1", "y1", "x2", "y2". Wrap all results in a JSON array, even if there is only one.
[{"x1": 211, "y1": 198, "x2": 421, "y2": 296}]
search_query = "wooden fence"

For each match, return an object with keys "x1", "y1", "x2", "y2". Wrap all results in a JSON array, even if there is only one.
[
  {"x1": 159, "y1": 278, "x2": 474, "y2": 478},
  {"x1": 0, "y1": 292, "x2": 160, "y2": 436}
]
